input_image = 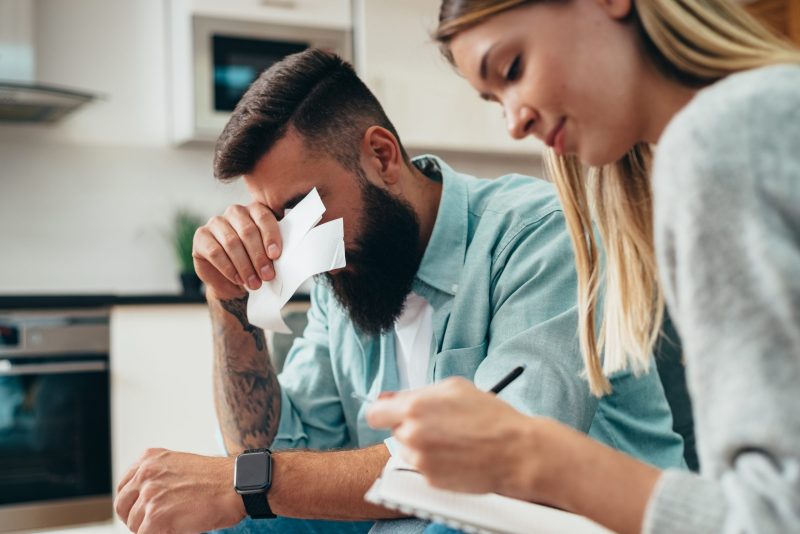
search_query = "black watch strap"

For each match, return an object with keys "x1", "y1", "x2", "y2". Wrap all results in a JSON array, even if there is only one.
[{"x1": 242, "y1": 492, "x2": 276, "y2": 519}]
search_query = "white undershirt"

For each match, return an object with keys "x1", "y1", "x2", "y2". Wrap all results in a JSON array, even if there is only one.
[{"x1": 393, "y1": 292, "x2": 434, "y2": 390}]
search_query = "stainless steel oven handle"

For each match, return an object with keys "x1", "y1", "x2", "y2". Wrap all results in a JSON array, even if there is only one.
[{"x1": 0, "y1": 360, "x2": 108, "y2": 376}]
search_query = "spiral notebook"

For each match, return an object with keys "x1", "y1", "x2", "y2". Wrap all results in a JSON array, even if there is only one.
[{"x1": 365, "y1": 463, "x2": 614, "y2": 534}]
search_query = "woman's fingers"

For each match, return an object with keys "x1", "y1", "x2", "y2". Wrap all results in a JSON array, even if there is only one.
[{"x1": 366, "y1": 390, "x2": 415, "y2": 429}]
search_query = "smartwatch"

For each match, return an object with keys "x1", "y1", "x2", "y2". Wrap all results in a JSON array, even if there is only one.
[{"x1": 234, "y1": 448, "x2": 276, "y2": 519}]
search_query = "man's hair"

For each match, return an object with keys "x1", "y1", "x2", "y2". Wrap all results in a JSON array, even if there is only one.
[{"x1": 214, "y1": 49, "x2": 409, "y2": 181}]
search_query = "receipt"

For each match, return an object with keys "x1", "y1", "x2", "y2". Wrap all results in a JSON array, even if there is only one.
[{"x1": 247, "y1": 188, "x2": 346, "y2": 333}]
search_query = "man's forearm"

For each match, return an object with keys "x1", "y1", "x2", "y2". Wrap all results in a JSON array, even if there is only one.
[
  {"x1": 269, "y1": 444, "x2": 403, "y2": 520},
  {"x1": 211, "y1": 294, "x2": 281, "y2": 455}
]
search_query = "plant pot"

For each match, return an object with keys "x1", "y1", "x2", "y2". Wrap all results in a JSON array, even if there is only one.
[{"x1": 179, "y1": 272, "x2": 203, "y2": 295}]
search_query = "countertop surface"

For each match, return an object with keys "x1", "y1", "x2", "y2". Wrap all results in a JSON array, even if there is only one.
[{"x1": 0, "y1": 293, "x2": 310, "y2": 310}]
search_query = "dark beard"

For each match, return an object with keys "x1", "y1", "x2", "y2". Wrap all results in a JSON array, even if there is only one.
[{"x1": 321, "y1": 177, "x2": 421, "y2": 335}]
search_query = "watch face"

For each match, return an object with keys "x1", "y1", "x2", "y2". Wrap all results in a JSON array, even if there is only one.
[{"x1": 235, "y1": 452, "x2": 270, "y2": 492}]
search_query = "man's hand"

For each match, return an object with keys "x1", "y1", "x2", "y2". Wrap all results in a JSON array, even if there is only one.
[
  {"x1": 115, "y1": 448, "x2": 245, "y2": 534},
  {"x1": 193, "y1": 203, "x2": 283, "y2": 301}
]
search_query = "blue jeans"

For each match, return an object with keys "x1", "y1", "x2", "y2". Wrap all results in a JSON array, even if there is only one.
[
  {"x1": 209, "y1": 517, "x2": 375, "y2": 534},
  {"x1": 369, "y1": 520, "x2": 462, "y2": 534},
  {"x1": 421, "y1": 525, "x2": 463, "y2": 534},
  {"x1": 369, "y1": 519, "x2": 429, "y2": 534}
]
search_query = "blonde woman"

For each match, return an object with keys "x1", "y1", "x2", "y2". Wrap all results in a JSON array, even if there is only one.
[{"x1": 367, "y1": 1, "x2": 800, "y2": 533}]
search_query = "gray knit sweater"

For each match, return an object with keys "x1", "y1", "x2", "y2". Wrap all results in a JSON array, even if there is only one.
[{"x1": 644, "y1": 65, "x2": 800, "y2": 534}]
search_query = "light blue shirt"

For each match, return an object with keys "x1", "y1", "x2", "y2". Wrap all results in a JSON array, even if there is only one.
[{"x1": 273, "y1": 155, "x2": 685, "y2": 469}]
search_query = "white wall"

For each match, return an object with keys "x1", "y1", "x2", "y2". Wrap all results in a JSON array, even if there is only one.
[
  {"x1": 355, "y1": 0, "x2": 546, "y2": 156},
  {"x1": 0, "y1": 138, "x2": 249, "y2": 294},
  {"x1": 0, "y1": 0, "x2": 544, "y2": 295}
]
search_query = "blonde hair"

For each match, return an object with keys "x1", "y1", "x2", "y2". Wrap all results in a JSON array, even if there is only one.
[{"x1": 437, "y1": 0, "x2": 800, "y2": 395}]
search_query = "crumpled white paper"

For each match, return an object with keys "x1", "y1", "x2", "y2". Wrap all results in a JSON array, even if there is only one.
[{"x1": 247, "y1": 188, "x2": 346, "y2": 333}]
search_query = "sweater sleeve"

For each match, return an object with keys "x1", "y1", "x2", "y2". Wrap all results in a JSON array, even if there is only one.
[{"x1": 645, "y1": 66, "x2": 800, "y2": 534}]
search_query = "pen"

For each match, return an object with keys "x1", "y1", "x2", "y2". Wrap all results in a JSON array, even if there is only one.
[
  {"x1": 489, "y1": 363, "x2": 527, "y2": 394},
  {"x1": 353, "y1": 363, "x2": 527, "y2": 404}
]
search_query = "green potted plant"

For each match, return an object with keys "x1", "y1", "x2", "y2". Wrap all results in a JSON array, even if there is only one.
[{"x1": 172, "y1": 209, "x2": 205, "y2": 295}]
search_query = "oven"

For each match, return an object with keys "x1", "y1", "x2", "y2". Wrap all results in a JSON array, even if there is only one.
[{"x1": 0, "y1": 308, "x2": 111, "y2": 532}]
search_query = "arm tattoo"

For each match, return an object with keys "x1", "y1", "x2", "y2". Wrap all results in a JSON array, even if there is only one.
[
  {"x1": 219, "y1": 296, "x2": 266, "y2": 351},
  {"x1": 212, "y1": 295, "x2": 281, "y2": 451}
]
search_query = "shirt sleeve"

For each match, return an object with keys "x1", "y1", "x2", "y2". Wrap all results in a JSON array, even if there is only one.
[
  {"x1": 474, "y1": 210, "x2": 598, "y2": 431},
  {"x1": 271, "y1": 283, "x2": 349, "y2": 450},
  {"x1": 646, "y1": 68, "x2": 800, "y2": 534}
]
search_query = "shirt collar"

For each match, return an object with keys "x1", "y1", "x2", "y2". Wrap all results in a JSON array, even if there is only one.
[{"x1": 412, "y1": 155, "x2": 469, "y2": 297}]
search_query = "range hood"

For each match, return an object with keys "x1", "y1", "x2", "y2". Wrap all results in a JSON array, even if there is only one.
[{"x1": 0, "y1": 0, "x2": 98, "y2": 123}]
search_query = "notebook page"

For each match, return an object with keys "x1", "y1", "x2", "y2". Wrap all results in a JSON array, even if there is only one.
[{"x1": 365, "y1": 468, "x2": 614, "y2": 534}]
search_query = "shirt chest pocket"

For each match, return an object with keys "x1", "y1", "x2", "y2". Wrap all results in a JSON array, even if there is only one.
[{"x1": 431, "y1": 340, "x2": 489, "y2": 382}]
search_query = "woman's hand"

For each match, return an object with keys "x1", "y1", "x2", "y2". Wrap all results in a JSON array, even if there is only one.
[
  {"x1": 366, "y1": 377, "x2": 544, "y2": 501},
  {"x1": 369, "y1": 376, "x2": 664, "y2": 534}
]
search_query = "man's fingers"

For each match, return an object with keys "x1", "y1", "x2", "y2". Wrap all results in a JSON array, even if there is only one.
[
  {"x1": 126, "y1": 495, "x2": 146, "y2": 533},
  {"x1": 208, "y1": 217, "x2": 261, "y2": 290},
  {"x1": 248, "y1": 203, "x2": 282, "y2": 262},
  {"x1": 228, "y1": 205, "x2": 274, "y2": 282},
  {"x1": 192, "y1": 203, "x2": 283, "y2": 296},
  {"x1": 114, "y1": 485, "x2": 139, "y2": 525},
  {"x1": 138, "y1": 517, "x2": 161, "y2": 534},
  {"x1": 116, "y1": 463, "x2": 138, "y2": 495},
  {"x1": 193, "y1": 257, "x2": 244, "y2": 299},
  {"x1": 193, "y1": 225, "x2": 243, "y2": 287}
]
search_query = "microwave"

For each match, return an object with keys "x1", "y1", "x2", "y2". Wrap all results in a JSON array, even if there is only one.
[{"x1": 169, "y1": 3, "x2": 352, "y2": 144}]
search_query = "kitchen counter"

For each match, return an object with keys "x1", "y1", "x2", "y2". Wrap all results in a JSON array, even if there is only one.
[
  {"x1": 0, "y1": 293, "x2": 310, "y2": 310},
  {"x1": 0, "y1": 294, "x2": 205, "y2": 309}
]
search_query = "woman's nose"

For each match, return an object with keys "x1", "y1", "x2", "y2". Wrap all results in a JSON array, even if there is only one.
[{"x1": 505, "y1": 104, "x2": 537, "y2": 140}]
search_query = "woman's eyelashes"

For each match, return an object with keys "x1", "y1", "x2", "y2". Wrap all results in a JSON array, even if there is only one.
[
  {"x1": 476, "y1": 54, "x2": 522, "y2": 104},
  {"x1": 504, "y1": 55, "x2": 522, "y2": 82}
]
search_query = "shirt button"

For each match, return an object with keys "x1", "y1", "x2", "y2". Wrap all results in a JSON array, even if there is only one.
[{"x1": 451, "y1": 284, "x2": 458, "y2": 293}]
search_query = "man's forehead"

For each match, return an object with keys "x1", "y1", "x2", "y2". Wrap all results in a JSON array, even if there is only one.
[
  {"x1": 243, "y1": 170, "x2": 314, "y2": 217},
  {"x1": 252, "y1": 129, "x2": 344, "y2": 178},
  {"x1": 244, "y1": 137, "x2": 339, "y2": 215}
]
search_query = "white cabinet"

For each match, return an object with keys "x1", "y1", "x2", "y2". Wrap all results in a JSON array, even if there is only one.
[
  {"x1": 354, "y1": 0, "x2": 543, "y2": 156},
  {"x1": 188, "y1": 0, "x2": 352, "y2": 30},
  {"x1": 109, "y1": 305, "x2": 219, "y2": 532},
  {"x1": 110, "y1": 305, "x2": 220, "y2": 464}
]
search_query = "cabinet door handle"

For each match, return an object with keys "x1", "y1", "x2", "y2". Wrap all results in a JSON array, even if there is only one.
[{"x1": 0, "y1": 360, "x2": 108, "y2": 376}]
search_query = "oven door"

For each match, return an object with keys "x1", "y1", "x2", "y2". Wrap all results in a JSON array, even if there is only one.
[{"x1": 0, "y1": 355, "x2": 112, "y2": 531}]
